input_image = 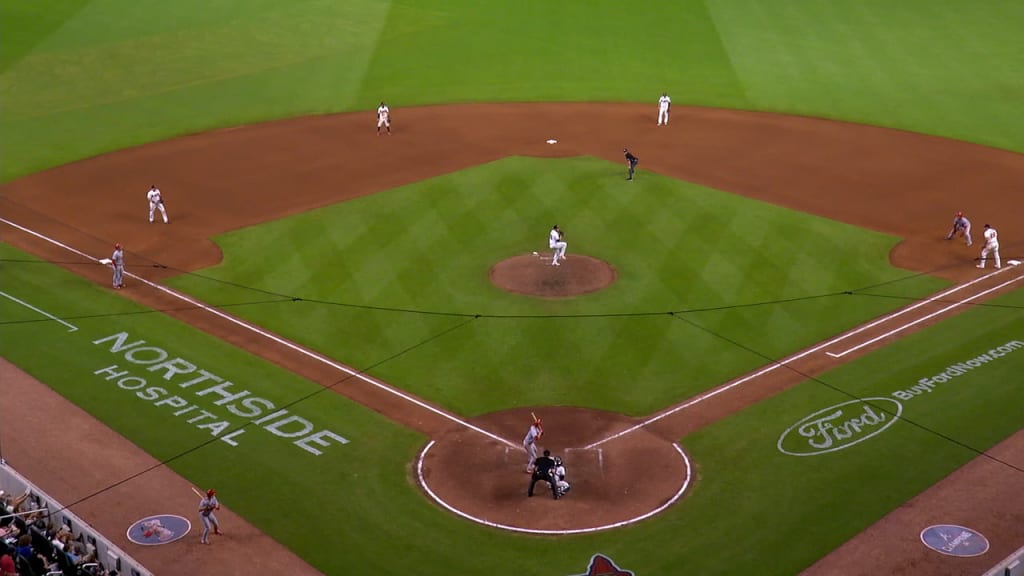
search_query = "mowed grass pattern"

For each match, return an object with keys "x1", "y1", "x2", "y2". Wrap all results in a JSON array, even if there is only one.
[{"x1": 170, "y1": 157, "x2": 946, "y2": 415}]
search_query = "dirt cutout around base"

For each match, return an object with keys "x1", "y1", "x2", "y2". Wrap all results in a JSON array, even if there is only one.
[
  {"x1": 2, "y1": 102, "x2": 1023, "y2": 575},
  {"x1": 490, "y1": 253, "x2": 616, "y2": 298},
  {"x1": 419, "y1": 407, "x2": 688, "y2": 533}
]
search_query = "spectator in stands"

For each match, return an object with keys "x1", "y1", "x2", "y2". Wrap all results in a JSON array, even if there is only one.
[
  {"x1": 0, "y1": 544, "x2": 15, "y2": 576},
  {"x1": 52, "y1": 526, "x2": 72, "y2": 551}
]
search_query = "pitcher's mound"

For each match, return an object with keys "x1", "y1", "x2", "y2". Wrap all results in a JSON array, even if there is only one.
[{"x1": 490, "y1": 254, "x2": 616, "y2": 298}]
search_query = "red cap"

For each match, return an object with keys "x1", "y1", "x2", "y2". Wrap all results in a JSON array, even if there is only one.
[
  {"x1": 956, "y1": 212, "x2": 963, "y2": 217},
  {"x1": 114, "y1": 243, "x2": 122, "y2": 249},
  {"x1": 206, "y1": 489, "x2": 216, "y2": 497}
]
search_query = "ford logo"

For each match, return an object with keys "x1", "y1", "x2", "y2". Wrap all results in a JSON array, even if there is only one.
[{"x1": 777, "y1": 397, "x2": 902, "y2": 456}]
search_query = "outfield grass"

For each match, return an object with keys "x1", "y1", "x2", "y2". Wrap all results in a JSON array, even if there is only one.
[
  {"x1": 2, "y1": 1, "x2": 1022, "y2": 181},
  {"x1": 167, "y1": 156, "x2": 947, "y2": 416}
]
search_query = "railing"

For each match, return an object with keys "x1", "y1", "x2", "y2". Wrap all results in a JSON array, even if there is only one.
[{"x1": 1, "y1": 461, "x2": 151, "y2": 576}]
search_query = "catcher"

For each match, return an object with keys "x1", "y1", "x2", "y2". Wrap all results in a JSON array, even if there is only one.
[{"x1": 945, "y1": 211, "x2": 971, "y2": 246}]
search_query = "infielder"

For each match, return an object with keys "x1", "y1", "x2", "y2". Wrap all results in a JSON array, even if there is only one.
[
  {"x1": 147, "y1": 185, "x2": 168, "y2": 224},
  {"x1": 624, "y1": 148, "x2": 639, "y2": 180},
  {"x1": 945, "y1": 211, "x2": 971, "y2": 246},
  {"x1": 657, "y1": 92, "x2": 671, "y2": 126},
  {"x1": 376, "y1": 101, "x2": 391, "y2": 135},
  {"x1": 549, "y1": 225, "x2": 567, "y2": 266},
  {"x1": 523, "y1": 417, "x2": 543, "y2": 473},
  {"x1": 977, "y1": 224, "x2": 1001, "y2": 269},
  {"x1": 197, "y1": 488, "x2": 222, "y2": 544},
  {"x1": 111, "y1": 243, "x2": 125, "y2": 289}
]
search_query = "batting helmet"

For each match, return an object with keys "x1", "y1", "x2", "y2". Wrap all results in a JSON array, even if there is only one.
[
  {"x1": 114, "y1": 243, "x2": 122, "y2": 249},
  {"x1": 956, "y1": 211, "x2": 963, "y2": 217},
  {"x1": 206, "y1": 489, "x2": 216, "y2": 497}
]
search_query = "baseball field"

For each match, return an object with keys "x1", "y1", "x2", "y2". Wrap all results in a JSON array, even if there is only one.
[{"x1": 1, "y1": 2, "x2": 1022, "y2": 575}]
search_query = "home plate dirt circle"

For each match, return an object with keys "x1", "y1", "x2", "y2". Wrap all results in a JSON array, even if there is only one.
[
  {"x1": 490, "y1": 254, "x2": 616, "y2": 298},
  {"x1": 416, "y1": 406, "x2": 692, "y2": 534}
]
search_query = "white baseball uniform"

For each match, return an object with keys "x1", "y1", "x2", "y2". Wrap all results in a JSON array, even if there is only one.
[
  {"x1": 549, "y1": 227, "x2": 567, "y2": 266},
  {"x1": 658, "y1": 94, "x2": 672, "y2": 125},
  {"x1": 523, "y1": 423, "x2": 542, "y2": 472},
  {"x1": 147, "y1": 186, "x2": 168, "y2": 223},
  {"x1": 111, "y1": 247, "x2": 124, "y2": 288},
  {"x1": 978, "y1": 226, "x2": 1000, "y2": 269},
  {"x1": 198, "y1": 494, "x2": 221, "y2": 544},
  {"x1": 377, "y1": 103, "x2": 391, "y2": 134}
]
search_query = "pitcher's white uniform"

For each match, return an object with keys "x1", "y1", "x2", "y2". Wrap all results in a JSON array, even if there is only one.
[
  {"x1": 977, "y1": 225, "x2": 1000, "y2": 269},
  {"x1": 147, "y1": 186, "x2": 168, "y2": 223},
  {"x1": 657, "y1": 93, "x2": 671, "y2": 126},
  {"x1": 376, "y1": 102, "x2": 391, "y2": 135},
  {"x1": 549, "y1": 225, "x2": 567, "y2": 266}
]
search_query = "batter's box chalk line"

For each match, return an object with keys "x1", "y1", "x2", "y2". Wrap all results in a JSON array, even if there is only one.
[{"x1": 564, "y1": 447, "x2": 605, "y2": 476}]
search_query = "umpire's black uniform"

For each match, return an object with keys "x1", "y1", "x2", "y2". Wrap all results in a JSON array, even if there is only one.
[
  {"x1": 527, "y1": 451, "x2": 559, "y2": 499},
  {"x1": 624, "y1": 148, "x2": 639, "y2": 180}
]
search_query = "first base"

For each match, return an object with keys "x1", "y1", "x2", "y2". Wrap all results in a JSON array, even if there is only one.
[
  {"x1": 546, "y1": 139, "x2": 557, "y2": 144},
  {"x1": 532, "y1": 251, "x2": 539, "y2": 255},
  {"x1": 98, "y1": 258, "x2": 112, "y2": 265}
]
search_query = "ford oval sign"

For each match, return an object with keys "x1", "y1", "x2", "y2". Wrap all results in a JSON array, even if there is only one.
[{"x1": 777, "y1": 397, "x2": 902, "y2": 456}]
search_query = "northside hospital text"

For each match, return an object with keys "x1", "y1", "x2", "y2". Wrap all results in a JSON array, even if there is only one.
[{"x1": 92, "y1": 332, "x2": 350, "y2": 456}]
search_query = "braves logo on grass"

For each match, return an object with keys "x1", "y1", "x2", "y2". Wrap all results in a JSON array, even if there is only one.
[
  {"x1": 569, "y1": 554, "x2": 634, "y2": 576},
  {"x1": 777, "y1": 397, "x2": 902, "y2": 456}
]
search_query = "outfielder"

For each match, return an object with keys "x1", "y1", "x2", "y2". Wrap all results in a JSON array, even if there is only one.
[
  {"x1": 110, "y1": 243, "x2": 125, "y2": 289},
  {"x1": 523, "y1": 417, "x2": 543, "y2": 473},
  {"x1": 977, "y1": 224, "x2": 1001, "y2": 269},
  {"x1": 147, "y1": 185, "x2": 168, "y2": 224},
  {"x1": 376, "y1": 101, "x2": 391, "y2": 135},
  {"x1": 197, "y1": 488, "x2": 222, "y2": 544},
  {"x1": 549, "y1": 225, "x2": 567, "y2": 266},
  {"x1": 657, "y1": 92, "x2": 671, "y2": 126},
  {"x1": 945, "y1": 211, "x2": 971, "y2": 246}
]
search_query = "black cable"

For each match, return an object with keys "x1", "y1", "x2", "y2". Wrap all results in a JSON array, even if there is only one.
[
  {"x1": 35, "y1": 314, "x2": 480, "y2": 516},
  {"x1": 668, "y1": 311, "x2": 1024, "y2": 475}
]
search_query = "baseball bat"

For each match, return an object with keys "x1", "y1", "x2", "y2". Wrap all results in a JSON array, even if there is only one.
[
  {"x1": 190, "y1": 487, "x2": 203, "y2": 498},
  {"x1": 531, "y1": 411, "x2": 539, "y2": 422}
]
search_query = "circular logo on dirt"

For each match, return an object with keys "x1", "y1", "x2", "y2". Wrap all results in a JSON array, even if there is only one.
[
  {"x1": 777, "y1": 397, "x2": 902, "y2": 456},
  {"x1": 921, "y1": 524, "x2": 989, "y2": 557},
  {"x1": 126, "y1": 514, "x2": 191, "y2": 545}
]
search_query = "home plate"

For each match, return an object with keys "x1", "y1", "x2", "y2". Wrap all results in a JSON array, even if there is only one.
[
  {"x1": 546, "y1": 139, "x2": 558, "y2": 144},
  {"x1": 1009, "y1": 260, "x2": 1021, "y2": 266}
]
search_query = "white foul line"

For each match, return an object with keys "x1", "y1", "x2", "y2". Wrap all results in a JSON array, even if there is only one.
[
  {"x1": 825, "y1": 272, "x2": 1023, "y2": 358},
  {"x1": 0, "y1": 217, "x2": 517, "y2": 450},
  {"x1": 586, "y1": 269, "x2": 1013, "y2": 449},
  {"x1": 0, "y1": 290, "x2": 79, "y2": 332}
]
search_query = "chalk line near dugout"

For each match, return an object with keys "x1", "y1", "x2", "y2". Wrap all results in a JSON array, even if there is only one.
[{"x1": 0, "y1": 217, "x2": 517, "y2": 450}]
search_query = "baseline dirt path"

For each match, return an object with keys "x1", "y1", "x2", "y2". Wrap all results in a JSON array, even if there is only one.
[
  {"x1": 0, "y1": 358, "x2": 323, "y2": 576},
  {"x1": 2, "y1": 103, "x2": 1022, "y2": 575}
]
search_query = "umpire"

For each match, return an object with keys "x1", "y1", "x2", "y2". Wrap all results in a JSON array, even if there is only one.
[
  {"x1": 624, "y1": 147, "x2": 639, "y2": 180},
  {"x1": 527, "y1": 450, "x2": 559, "y2": 499}
]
